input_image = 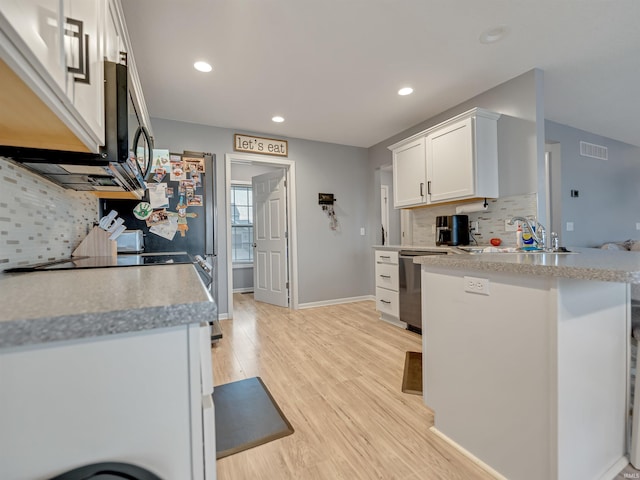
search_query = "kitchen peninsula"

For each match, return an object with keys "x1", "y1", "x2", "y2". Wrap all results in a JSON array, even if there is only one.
[
  {"x1": 415, "y1": 248, "x2": 639, "y2": 480},
  {"x1": 0, "y1": 264, "x2": 217, "y2": 480}
]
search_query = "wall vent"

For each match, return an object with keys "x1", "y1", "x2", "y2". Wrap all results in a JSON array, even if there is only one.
[{"x1": 579, "y1": 141, "x2": 608, "y2": 161}]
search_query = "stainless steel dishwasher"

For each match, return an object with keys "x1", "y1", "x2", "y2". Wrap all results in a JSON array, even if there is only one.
[{"x1": 399, "y1": 250, "x2": 447, "y2": 333}]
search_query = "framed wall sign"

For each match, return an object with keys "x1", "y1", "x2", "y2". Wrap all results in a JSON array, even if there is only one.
[{"x1": 234, "y1": 134, "x2": 288, "y2": 157}]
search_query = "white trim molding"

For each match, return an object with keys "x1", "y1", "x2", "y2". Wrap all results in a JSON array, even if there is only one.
[
  {"x1": 225, "y1": 152, "x2": 299, "y2": 319},
  {"x1": 298, "y1": 295, "x2": 375, "y2": 310}
]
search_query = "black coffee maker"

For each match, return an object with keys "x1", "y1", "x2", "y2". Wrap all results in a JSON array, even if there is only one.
[{"x1": 435, "y1": 215, "x2": 469, "y2": 246}]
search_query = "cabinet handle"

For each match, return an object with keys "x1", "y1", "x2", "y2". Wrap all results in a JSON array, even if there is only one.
[
  {"x1": 379, "y1": 255, "x2": 391, "y2": 259},
  {"x1": 380, "y1": 299, "x2": 391, "y2": 304},
  {"x1": 420, "y1": 182, "x2": 424, "y2": 197},
  {"x1": 379, "y1": 274, "x2": 391, "y2": 279},
  {"x1": 427, "y1": 181, "x2": 432, "y2": 195}
]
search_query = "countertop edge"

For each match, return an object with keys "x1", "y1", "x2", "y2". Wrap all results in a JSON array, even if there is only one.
[
  {"x1": 0, "y1": 301, "x2": 217, "y2": 349},
  {"x1": 414, "y1": 249, "x2": 640, "y2": 284}
]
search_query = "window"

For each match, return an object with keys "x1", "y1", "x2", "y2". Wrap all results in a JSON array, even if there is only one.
[{"x1": 231, "y1": 184, "x2": 253, "y2": 263}]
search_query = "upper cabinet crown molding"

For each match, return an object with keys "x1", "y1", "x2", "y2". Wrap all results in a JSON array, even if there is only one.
[{"x1": 389, "y1": 107, "x2": 501, "y2": 209}]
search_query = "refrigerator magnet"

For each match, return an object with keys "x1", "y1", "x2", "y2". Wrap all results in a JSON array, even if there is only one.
[{"x1": 133, "y1": 202, "x2": 152, "y2": 220}]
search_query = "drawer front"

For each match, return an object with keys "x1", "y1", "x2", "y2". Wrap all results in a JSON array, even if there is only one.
[
  {"x1": 376, "y1": 287, "x2": 399, "y2": 317},
  {"x1": 375, "y1": 250, "x2": 398, "y2": 265},
  {"x1": 375, "y1": 263, "x2": 399, "y2": 291}
]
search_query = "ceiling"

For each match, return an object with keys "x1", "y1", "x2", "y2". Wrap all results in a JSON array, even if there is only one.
[{"x1": 121, "y1": 0, "x2": 640, "y2": 149}]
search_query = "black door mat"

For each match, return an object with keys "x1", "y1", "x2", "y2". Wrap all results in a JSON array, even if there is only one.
[
  {"x1": 214, "y1": 376, "x2": 294, "y2": 459},
  {"x1": 401, "y1": 351, "x2": 423, "y2": 395}
]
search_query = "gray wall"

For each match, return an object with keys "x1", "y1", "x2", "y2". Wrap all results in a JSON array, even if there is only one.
[
  {"x1": 545, "y1": 120, "x2": 640, "y2": 247},
  {"x1": 149, "y1": 118, "x2": 370, "y2": 314}
]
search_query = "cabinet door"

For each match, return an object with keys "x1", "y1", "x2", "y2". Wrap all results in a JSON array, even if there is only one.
[
  {"x1": 0, "y1": 328, "x2": 195, "y2": 479},
  {"x1": 64, "y1": 0, "x2": 105, "y2": 145},
  {"x1": 426, "y1": 117, "x2": 475, "y2": 203},
  {"x1": 104, "y1": 0, "x2": 126, "y2": 63},
  {"x1": 0, "y1": 0, "x2": 67, "y2": 91},
  {"x1": 392, "y1": 137, "x2": 427, "y2": 208}
]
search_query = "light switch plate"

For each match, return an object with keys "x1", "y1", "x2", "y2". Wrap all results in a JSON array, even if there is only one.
[{"x1": 566, "y1": 222, "x2": 574, "y2": 232}]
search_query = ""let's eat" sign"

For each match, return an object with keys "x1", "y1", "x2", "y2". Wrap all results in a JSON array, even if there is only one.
[{"x1": 234, "y1": 134, "x2": 288, "y2": 157}]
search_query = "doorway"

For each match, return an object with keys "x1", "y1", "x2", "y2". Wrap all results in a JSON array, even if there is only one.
[{"x1": 225, "y1": 153, "x2": 298, "y2": 319}]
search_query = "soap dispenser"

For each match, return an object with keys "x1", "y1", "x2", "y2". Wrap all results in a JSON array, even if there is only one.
[{"x1": 516, "y1": 224, "x2": 523, "y2": 248}]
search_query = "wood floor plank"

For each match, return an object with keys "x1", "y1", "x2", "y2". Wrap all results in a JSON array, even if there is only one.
[{"x1": 212, "y1": 294, "x2": 497, "y2": 479}]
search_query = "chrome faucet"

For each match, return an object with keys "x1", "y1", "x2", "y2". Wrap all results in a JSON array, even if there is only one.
[{"x1": 508, "y1": 216, "x2": 547, "y2": 250}]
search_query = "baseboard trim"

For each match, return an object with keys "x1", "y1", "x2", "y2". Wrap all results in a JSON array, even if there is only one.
[
  {"x1": 217, "y1": 313, "x2": 230, "y2": 320},
  {"x1": 379, "y1": 314, "x2": 407, "y2": 329},
  {"x1": 600, "y1": 457, "x2": 629, "y2": 480},
  {"x1": 429, "y1": 427, "x2": 508, "y2": 480},
  {"x1": 298, "y1": 295, "x2": 375, "y2": 309},
  {"x1": 232, "y1": 287, "x2": 254, "y2": 293}
]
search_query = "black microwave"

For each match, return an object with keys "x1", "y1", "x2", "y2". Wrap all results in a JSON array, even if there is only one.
[{"x1": 0, "y1": 61, "x2": 153, "y2": 197}]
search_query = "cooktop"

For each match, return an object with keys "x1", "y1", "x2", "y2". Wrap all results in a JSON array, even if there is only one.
[{"x1": 5, "y1": 253, "x2": 195, "y2": 272}]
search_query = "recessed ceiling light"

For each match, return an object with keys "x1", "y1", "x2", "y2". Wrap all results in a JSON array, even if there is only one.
[
  {"x1": 194, "y1": 61, "x2": 212, "y2": 72},
  {"x1": 479, "y1": 25, "x2": 509, "y2": 44},
  {"x1": 398, "y1": 87, "x2": 414, "y2": 96},
  {"x1": 272, "y1": 116, "x2": 285, "y2": 123}
]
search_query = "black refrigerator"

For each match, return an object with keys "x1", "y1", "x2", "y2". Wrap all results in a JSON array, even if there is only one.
[{"x1": 101, "y1": 150, "x2": 219, "y2": 336}]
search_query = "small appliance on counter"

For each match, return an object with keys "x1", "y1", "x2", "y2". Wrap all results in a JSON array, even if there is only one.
[
  {"x1": 117, "y1": 230, "x2": 145, "y2": 253},
  {"x1": 435, "y1": 215, "x2": 470, "y2": 246}
]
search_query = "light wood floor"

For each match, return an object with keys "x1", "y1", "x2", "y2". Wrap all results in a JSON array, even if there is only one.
[
  {"x1": 211, "y1": 294, "x2": 497, "y2": 479},
  {"x1": 211, "y1": 294, "x2": 640, "y2": 479}
]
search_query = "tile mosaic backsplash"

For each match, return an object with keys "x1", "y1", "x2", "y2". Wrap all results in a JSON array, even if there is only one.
[
  {"x1": 0, "y1": 157, "x2": 98, "y2": 270},
  {"x1": 408, "y1": 193, "x2": 538, "y2": 247}
]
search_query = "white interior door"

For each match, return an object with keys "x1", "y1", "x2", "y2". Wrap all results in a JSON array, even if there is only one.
[{"x1": 252, "y1": 169, "x2": 288, "y2": 307}]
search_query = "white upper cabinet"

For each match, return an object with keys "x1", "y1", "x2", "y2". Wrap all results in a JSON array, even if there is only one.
[
  {"x1": 0, "y1": 0, "x2": 105, "y2": 151},
  {"x1": 104, "y1": 0, "x2": 127, "y2": 64},
  {"x1": 392, "y1": 137, "x2": 426, "y2": 208},
  {"x1": 389, "y1": 108, "x2": 500, "y2": 208},
  {"x1": 0, "y1": 0, "x2": 67, "y2": 92},
  {"x1": 0, "y1": 0, "x2": 150, "y2": 154},
  {"x1": 63, "y1": 0, "x2": 105, "y2": 146}
]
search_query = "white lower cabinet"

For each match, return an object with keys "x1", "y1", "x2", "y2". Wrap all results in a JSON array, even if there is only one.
[
  {"x1": 374, "y1": 250, "x2": 403, "y2": 326},
  {"x1": 422, "y1": 268, "x2": 628, "y2": 480},
  {"x1": 0, "y1": 324, "x2": 216, "y2": 480}
]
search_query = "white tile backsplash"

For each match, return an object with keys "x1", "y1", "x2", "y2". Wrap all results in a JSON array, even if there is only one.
[
  {"x1": 408, "y1": 193, "x2": 538, "y2": 247},
  {"x1": 0, "y1": 158, "x2": 98, "y2": 270}
]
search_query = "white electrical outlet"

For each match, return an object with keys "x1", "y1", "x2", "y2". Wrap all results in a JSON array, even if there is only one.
[
  {"x1": 505, "y1": 220, "x2": 517, "y2": 232},
  {"x1": 464, "y1": 276, "x2": 490, "y2": 295},
  {"x1": 636, "y1": 223, "x2": 640, "y2": 231},
  {"x1": 471, "y1": 221, "x2": 479, "y2": 232},
  {"x1": 566, "y1": 222, "x2": 574, "y2": 232},
  {"x1": 360, "y1": 227, "x2": 365, "y2": 236}
]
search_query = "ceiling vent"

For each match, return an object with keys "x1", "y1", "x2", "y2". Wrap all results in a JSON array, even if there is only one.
[{"x1": 580, "y1": 141, "x2": 608, "y2": 161}]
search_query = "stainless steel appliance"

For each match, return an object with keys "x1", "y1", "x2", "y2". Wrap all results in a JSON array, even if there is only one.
[
  {"x1": 399, "y1": 250, "x2": 447, "y2": 333},
  {"x1": 103, "y1": 151, "x2": 219, "y2": 340},
  {"x1": 116, "y1": 230, "x2": 144, "y2": 253},
  {"x1": 435, "y1": 214, "x2": 469, "y2": 246},
  {"x1": 0, "y1": 61, "x2": 153, "y2": 196}
]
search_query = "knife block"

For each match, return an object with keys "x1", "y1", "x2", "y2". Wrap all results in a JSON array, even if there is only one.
[{"x1": 72, "y1": 226, "x2": 117, "y2": 258}]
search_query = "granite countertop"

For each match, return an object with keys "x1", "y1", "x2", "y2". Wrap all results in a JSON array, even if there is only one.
[
  {"x1": 413, "y1": 247, "x2": 640, "y2": 283},
  {"x1": 0, "y1": 264, "x2": 215, "y2": 348}
]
